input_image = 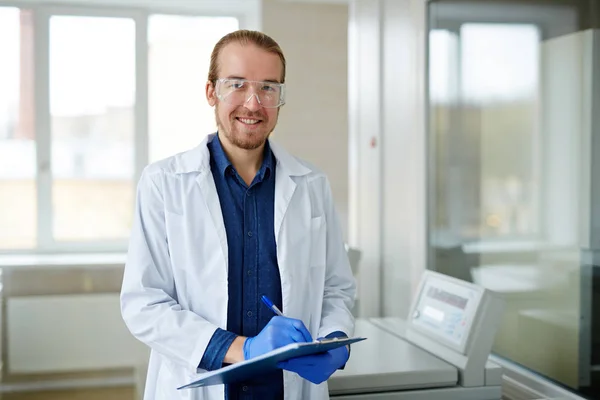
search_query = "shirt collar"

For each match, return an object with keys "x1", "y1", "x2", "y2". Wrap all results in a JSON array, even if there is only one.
[
  {"x1": 209, "y1": 132, "x2": 275, "y2": 180},
  {"x1": 208, "y1": 133, "x2": 232, "y2": 177}
]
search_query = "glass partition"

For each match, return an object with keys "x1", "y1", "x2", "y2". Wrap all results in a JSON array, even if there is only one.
[{"x1": 427, "y1": 0, "x2": 600, "y2": 397}]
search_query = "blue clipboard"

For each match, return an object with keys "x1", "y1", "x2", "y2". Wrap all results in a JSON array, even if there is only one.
[{"x1": 178, "y1": 336, "x2": 366, "y2": 390}]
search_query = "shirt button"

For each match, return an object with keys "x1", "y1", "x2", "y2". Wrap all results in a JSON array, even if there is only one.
[
  {"x1": 247, "y1": 270, "x2": 252, "y2": 276},
  {"x1": 242, "y1": 386, "x2": 248, "y2": 392},
  {"x1": 246, "y1": 190, "x2": 252, "y2": 196},
  {"x1": 247, "y1": 311, "x2": 253, "y2": 317},
  {"x1": 247, "y1": 231, "x2": 253, "y2": 237}
]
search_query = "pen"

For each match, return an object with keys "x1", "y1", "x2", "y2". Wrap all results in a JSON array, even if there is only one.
[
  {"x1": 262, "y1": 295, "x2": 323, "y2": 344},
  {"x1": 261, "y1": 295, "x2": 284, "y2": 317}
]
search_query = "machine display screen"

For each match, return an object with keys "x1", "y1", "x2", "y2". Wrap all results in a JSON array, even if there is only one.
[
  {"x1": 426, "y1": 287, "x2": 468, "y2": 310},
  {"x1": 412, "y1": 277, "x2": 478, "y2": 348}
]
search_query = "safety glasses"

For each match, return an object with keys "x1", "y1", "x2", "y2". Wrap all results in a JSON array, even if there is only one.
[{"x1": 215, "y1": 78, "x2": 286, "y2": 108}]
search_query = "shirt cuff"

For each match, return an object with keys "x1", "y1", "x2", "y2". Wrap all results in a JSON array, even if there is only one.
[
  {"x1": 198, "y1": 328, "x2": 238, "y2": 371},
  {"x1": 325, "y1": 330, "x2": 350, "y2": 370}
]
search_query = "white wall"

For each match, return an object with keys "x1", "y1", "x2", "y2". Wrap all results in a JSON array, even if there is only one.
[{"x1": 262, "y1": 0, "x2": 350, "y2": 237}]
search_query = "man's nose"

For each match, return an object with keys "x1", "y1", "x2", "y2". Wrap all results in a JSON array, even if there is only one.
[{"x1": 244, "y1": 93, "x2": 262, "y2": 112}]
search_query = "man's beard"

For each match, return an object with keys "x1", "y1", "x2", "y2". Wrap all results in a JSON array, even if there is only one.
[{"x1": 215, "y1": 106, "x2": 277, "y2": 150}]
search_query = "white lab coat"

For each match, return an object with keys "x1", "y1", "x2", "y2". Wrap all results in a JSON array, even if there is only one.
[{"x1": 120, "y1": 134, "x2": 356, "y2": 400}]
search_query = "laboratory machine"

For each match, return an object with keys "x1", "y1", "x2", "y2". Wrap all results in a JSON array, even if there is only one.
[{"x1": 329, "y1": 270, "x2": 506, "y2": 399}]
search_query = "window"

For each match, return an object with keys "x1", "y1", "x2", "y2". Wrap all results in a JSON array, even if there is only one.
[
  {"x1": 0, "y1": 4, "x2": 245, "y2": 252},
  {"x1": 0, "y1": 7, "x2": 36, "y2": 249},
  {"x1": 50, "y1": 16, "x2": 136, "y2": 243}
]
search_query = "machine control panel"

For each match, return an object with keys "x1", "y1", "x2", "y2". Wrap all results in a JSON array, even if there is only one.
[{"x1": 409, "y1": 271, "x2": 483, "y2": 354}]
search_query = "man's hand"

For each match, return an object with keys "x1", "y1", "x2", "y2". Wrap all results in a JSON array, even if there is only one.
[
  {"x1": 243, "y1": 316, "x2": 312, "y2": 360},
  {"x1": 277, "y1": 344, "x2": 350, "y2": 384}
]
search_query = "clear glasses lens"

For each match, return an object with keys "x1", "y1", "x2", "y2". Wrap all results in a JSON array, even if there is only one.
[{"x1": 216, "y1": 78, "x2": 285, "y2": 108}]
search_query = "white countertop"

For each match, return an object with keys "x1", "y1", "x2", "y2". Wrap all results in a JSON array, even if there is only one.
[{"x1": 329, "y1": 319, "x2": 457, "y2": 394}]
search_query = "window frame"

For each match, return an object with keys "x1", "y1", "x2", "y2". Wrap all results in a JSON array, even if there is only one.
[{"x1": 0, "y1": 0, "x2": 258, "y2": 254}]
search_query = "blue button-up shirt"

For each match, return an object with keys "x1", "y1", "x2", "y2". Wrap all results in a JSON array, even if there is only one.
[{"x1": 200, "y1": 134, "x2": 284, "y2": 400}]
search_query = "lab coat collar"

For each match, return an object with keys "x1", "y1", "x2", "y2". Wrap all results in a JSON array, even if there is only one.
[{"x1": 173, "y1": 133, "x2": 312, "y2": 177}]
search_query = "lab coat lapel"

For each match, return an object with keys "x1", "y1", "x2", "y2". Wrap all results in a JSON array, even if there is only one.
[
  {"x1": 271, "y1": 138, "x2": 311, "y2": 243},
  {"x1": 188, "y1": 138, "x2": 228, "y2": 269},
  {"x1": 273, "y1": 147, "x2": 299, "y2": 328},
  {"x1": 182, "y1": 137, "x2": 311, "y2": 292},
  {"x1": 196, "y1": 170, "x2": 228, "y2": 267},
  {"x1": 274, "y1": 171, "x2": 296, "y2": 243},
  {"x1": 270, "y1": 140, "x2": 312, "y2": 319}
]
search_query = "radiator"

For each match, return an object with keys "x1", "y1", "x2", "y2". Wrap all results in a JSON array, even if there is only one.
[{"x1": 6, "y1": 293, "x2": 147, "y2": 374}]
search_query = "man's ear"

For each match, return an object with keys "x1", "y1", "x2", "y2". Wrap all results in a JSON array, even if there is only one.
[{"x1": 206, "y1": 81, "x2": 217, "y2": 107}]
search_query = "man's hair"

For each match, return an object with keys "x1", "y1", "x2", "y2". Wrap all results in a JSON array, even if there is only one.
[{"x1": 208, "y1": 30, "x2": 286, "y2": 84}]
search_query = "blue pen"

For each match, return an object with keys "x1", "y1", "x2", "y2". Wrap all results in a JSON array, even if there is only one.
[
  {"x1": 262, "y1": 295, "x2": 321, "y2": 343},
  {"x1": 261, "y1": 295, "x2": 284, "y2": 317}
]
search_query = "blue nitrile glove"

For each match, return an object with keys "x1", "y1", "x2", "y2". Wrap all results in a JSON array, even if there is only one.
[
  {"x1": 243, "y1": 316, "x2": 313, "y2": 360},
  {"x1": 277, "y1": 342, "x2": 350, "y2": 384}
]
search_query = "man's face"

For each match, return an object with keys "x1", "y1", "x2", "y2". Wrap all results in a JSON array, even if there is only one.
[{"x1": 206, "y1": 43, "x2": 283, "y2": 151}]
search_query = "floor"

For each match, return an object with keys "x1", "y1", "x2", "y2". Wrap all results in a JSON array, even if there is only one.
[{"x1": 0, "y1": 386, "x2": 136, "y2": 400}]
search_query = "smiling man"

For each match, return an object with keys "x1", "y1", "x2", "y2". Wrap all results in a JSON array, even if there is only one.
[{"x1": 120, "y1": 30, "x2": 356, "y2": 400}]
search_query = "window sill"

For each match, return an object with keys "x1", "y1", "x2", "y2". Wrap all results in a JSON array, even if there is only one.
[{"x1": 0, "y1": 252, "x2": 127, "y2": 269}]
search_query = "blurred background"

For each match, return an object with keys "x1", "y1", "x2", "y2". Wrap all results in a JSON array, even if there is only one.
[{"x1": 0, "y1": 0, "x2": 599, "y2": 399}]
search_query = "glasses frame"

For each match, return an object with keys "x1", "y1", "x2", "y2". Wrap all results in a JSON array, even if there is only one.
[{"x1": 214, "y1": 78, "x2": 286, "y2": 108}]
